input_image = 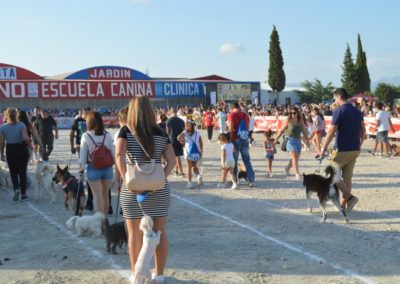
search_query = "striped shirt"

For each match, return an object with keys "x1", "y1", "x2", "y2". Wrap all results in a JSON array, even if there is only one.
[{"x1": 118, "y1": 125, "x2": 171, "y2": 219}]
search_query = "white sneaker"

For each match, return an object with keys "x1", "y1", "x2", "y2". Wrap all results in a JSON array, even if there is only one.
[
  {"x1": 231, "y1": 183, "x2": 238, "y2": 190},
  {"x1": 151, "y1": 272, "x2": 165, "y2": 283},
  {"x1": 268, "y1": 172, "x2": 273, "y2": 177},
  {"x1": 186, "y1": 182, "x2": 195, "y2": 189},
  {"x1": 197, "y1": 175, "x2": 203, "y2": 186},
  {"x1": 217, "y1": 183, "x2": 226, "y2": 188},
  {"x1": 295, "y1": 174, "x2": 301, "y2": 180},
  {"x1": 129, "y1": 272, "x2": 135, "y2": 284}
]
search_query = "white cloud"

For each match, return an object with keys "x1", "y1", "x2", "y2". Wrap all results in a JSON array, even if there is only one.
[{"x1": 219, "y1": 43, "x2": 245, "y2": 54}]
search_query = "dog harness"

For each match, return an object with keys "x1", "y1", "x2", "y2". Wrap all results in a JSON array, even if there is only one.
[{"x1": 63, "y1": 176, "x2": 76, "y2": 189}]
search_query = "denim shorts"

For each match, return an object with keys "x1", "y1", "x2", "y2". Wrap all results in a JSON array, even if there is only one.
[
  {"x1": 265, "y1": 152, "x2": 274, "y2": 161},
  {"x1": 286, "y1": 137, "x2": 301, "y2": 153},
  {"x1": 86, "y1": 164, "x2": 113, "y2": 181},
  {"x1": 377, "y1": 131, "x2": 389, "y2": 142}
]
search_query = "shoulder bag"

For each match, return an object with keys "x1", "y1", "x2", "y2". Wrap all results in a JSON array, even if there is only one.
[{"x1": 125, "y1": 126, "x2": 165, "y2": 193}]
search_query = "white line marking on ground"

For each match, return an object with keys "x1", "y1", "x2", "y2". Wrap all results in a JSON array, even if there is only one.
[
  {"x1": 229, "y1": 190, "x2": 400, "y2": 241},
  {"x1": 172, "y1": 193, "x2": 376, "y2": 284},
  {"x1": 26, "y1": 202, "x2": 130, "y2": 280}
]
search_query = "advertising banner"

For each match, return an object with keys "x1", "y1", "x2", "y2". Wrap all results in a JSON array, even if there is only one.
[
  {"x1": 0, "y1": 80, "x2": 155, "y2": 99},
  {"x1": 155, "y1": 82, "x2": 205, "y2": 97},
  {"x1": 253, "y1": 116, "x2": 400, "y2": 139},
  {"x1": 217, "y1": 83, "x2": 252, "y2": 101}
]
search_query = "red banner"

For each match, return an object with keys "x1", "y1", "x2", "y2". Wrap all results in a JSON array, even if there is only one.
[
  {"x1": 0, "y1": 80, "x2": 155, "y2": 99},
  {"x1": 254, "y1": 116, "x2": 400, "y2": 139}
]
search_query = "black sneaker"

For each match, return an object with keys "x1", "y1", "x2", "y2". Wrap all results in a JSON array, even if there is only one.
[
  {"x1": 85, "y1": 203, "x2": 94, "y2": 211},
  {"x1": 13, "y1": 190, "x2": 21, "y2": 201},
  {"x1": 20, "y1": 195, "x2": 29, "y2": 201},
  {"x1": 108, "y1": 207, "x2": 113, "y2": 215}
]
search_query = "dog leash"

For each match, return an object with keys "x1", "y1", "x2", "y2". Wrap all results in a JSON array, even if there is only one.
[
  {"x1": 115, "y1": 186, "x2": 121, "y2": 223},
  {"x1": 137, "y1": 193, "x2": 149, "y2": 216}
]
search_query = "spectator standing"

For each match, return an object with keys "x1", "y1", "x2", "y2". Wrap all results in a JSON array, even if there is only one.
[
  {"x1": 166, "y1": 108, "x2": 185, "y2": 176},
  {"x1": 0, "y1": 108, "x2": 30, "y2": 201},
  {"x1": 374, "y1": 102, "x2": 395, "y2": 158},
  {"x1": 204, "y1": 107, "x2": 215, "y2": 142},
  {"x1": 215, "y1": 107, "x2": 227, "y2": 134},
  {"x1": 115, "y1": 96, "x2": 176, "y2": 283},
  {"x1": 34, "y1": 109, "x2": 58, "y2": 161},
  {"x1": 79, "y1": 112, "x2": 115, "y2": 214},
  {"x1": 227, "y1": 101, "x2": 255, "y2": 187}
]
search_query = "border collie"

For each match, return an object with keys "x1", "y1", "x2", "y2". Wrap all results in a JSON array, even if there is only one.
[{"x1": 303, "y1": 165, "x2": 349, "y2": 223}]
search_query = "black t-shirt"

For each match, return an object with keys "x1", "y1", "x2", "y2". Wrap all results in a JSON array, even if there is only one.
[
  {"x1": 166, "y1": 116, "x2": 185, "y2": 144},
  {"x1": 71, "y1": 117, "x2": 87, "y2": 145},
  {"x1": 35, "y1": 116, "x2": 57, "y2": 137}
]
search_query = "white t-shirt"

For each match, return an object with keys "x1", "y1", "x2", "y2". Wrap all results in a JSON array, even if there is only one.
[
  {"x1": 249, "y1": 117, "x2": 255, "y2": 131},
  {"x1": 221, "y1": 143, "x2": 235, "y2": 162},
  {"x1": 376, "y1": 111, "x2": 390, "y2": 132}
]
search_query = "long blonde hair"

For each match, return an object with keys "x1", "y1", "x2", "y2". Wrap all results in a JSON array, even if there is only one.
[
  {"x1": 127, "y1": 96, "x2": 157, "y2": 157},
  {"x1": 4, "y1": 107, "x2": 17, "y2": 124}
]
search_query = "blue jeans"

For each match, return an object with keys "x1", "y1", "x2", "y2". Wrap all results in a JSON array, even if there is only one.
[{"x1": 233, "y1": 138, "x2": 255, "y2": 183}]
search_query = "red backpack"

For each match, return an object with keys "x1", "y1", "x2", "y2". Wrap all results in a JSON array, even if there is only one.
[{"x1": 87, "y1": 132, "x2": 114, "y2": 169}]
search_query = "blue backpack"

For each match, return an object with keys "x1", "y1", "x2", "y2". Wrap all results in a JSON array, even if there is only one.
[{"x1": 237, "y1": 119, "x2": 249, "y2": 140}]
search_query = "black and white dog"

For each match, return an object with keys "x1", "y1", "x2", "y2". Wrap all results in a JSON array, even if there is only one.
[{"x1": 303, "y1": 165, "x2": 349, "y2": 223}]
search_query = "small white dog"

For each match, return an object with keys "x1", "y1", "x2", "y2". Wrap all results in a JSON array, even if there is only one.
[
  {"x1": 0, "y1": 161, "x2": 12, "y2": 190},
  {"x1": 34, "y1": 162, "x2": 56, "y2": 202},
  {"x1": 66, "y1": 212, "x2": 105, "y2": 237},
  {"x1": 134, "y1": 215, "x2": 161, "y2": 284}
]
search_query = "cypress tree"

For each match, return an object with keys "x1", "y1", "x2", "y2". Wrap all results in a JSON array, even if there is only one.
[
  {"x1": 355, "y1": 34, "x2": 371, "y2": 93},
  {"x1": 268, "y1": 25, "x2": 286, "y2": 103},
  {"x1": 341, "y1": 44, "x2": 358, "y2": 96}
]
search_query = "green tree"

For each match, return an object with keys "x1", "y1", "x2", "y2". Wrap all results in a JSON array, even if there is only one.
[
  {"x1": 355, "y1": 34, "x2": 371, "y2": 93},
  {"x1": 374, "y1": 83, "x2": 400, "y2": 105},
  {"x1": 268, "y1": 25, "x2": 286, "y2": 102},
  {"x1": 341, "y1": 44, "x2": 358, "y2": 96},
  {"x1": 300, "y1": 79, "x2": 335, "y2": 103}
]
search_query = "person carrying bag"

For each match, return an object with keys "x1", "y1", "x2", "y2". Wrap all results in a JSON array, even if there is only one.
[{"x1": 125, "y1": 126, "x2": 165, "y2": 193}]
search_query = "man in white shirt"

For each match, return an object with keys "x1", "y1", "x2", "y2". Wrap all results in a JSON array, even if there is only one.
[{"x1": 375, "y1": 102, "x2": 395, "y2": 158}]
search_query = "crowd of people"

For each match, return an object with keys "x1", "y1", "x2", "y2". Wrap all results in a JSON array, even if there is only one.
[{"x1": 1, "y1": 88, "x2": 399, "y2": 283}]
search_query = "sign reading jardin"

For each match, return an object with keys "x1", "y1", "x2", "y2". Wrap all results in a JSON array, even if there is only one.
[
  {"x1": 88, "y1": 68, "x2": 132, "y2": 80},
  {"x1": 0, "y1": 67, "x2": 17, "y2": 80},
  {"x1": 156, "y1": 82, "x2": 205, "y2": 97},
  {"x1": 66, "y1": 66, "x2": 152, "y2": 81}
]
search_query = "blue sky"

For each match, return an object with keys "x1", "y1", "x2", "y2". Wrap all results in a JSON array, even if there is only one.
[{"x1": 1, "y1": 0, "x2": 400, "y2": 87}]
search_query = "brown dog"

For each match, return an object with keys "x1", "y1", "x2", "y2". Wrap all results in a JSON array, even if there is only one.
[
  {"x1": 391, "y1": 144, "x2": 400, "y2": 156},
  {"x1": 53, "y1": 165, "x2": 86, "y2": 216}
]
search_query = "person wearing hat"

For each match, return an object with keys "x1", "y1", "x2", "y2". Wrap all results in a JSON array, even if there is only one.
[{"x1": 34, "y1": 109, "x2": 58, "y2": 161}]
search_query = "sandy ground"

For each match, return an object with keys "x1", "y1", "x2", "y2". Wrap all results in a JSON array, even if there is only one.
[{"x1": 0, "y1": 129, "x2": 400, "y2": 284}]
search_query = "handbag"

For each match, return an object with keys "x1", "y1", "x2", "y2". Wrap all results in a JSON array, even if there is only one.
[
  {"x1": 125, "y1": 127, "x2": 165, "y2": 193},
  {"x1": 281, "y1": 136, "x2": 288, "y2": 152}
]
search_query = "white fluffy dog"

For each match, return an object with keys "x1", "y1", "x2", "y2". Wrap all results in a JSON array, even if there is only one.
[
  {"x1": 66, "y1": 212, "x2": 105, "y2": 237},
  {"x1": 134, "y1": 215, "x2": 161, "y2": 284},
  {"x1": 0, "y1": 161, "x2": 12, "y2": 190},
  {"x1": 34, "y1": 162, "x2": 56, "y2": 202}
]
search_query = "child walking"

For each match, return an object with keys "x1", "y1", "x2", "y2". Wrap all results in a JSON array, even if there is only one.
[
  {"x1": 217, "y1": 133, "x2": 238, "y2": 189},
  {"x1": 178, "y1": 120, "x2": 203, "y2": 189},
  {"x1": 264, "y1": 129, "x2": 276, "y2": 177}
]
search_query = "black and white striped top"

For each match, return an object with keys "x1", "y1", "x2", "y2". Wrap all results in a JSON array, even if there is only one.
[{"x1": 118, "y1": 125, "x2": 171, "y2": 219}]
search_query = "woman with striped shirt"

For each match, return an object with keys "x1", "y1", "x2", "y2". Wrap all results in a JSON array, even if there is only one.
[{"x1": 115, "y1": 97, "x2": 176, "y2": 283}]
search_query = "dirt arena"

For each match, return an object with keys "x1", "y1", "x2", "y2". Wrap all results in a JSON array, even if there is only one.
[{"x1": 1, "y1": 129, "x2": 399, "y2": 284}]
